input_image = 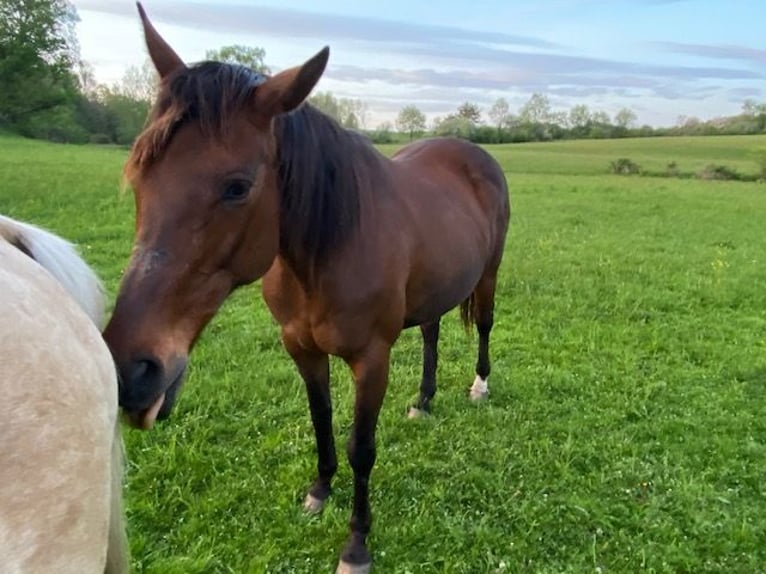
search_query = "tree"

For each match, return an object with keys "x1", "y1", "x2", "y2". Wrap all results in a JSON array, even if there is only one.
[
  {"x1": 338, "y1": 97, "x2": 368, "y2": 130},
  {"x1": 433, "y1": 114, "x2": 474, "y2": 139},
  {"x1": 568, "y1": 104, "x2": 591, "y2": 129},
  {"x1": 94, "y1": 86, "x2": 151, "y2": 145},
  {"x1": 118, "y1": 59, "x2": 157, "y2": 104},
  {"x1": 519, "y1": 93, "x2": 551, "y2": 125},
  {"x1": 309, "y1": 91, "x2": 368, "y2": 129},
  {"x1": 309, "y1": 91, "x2": 341, "y2": 119},
  {"x1": 489, "y1": 98, "x2": 510, "y2": 128},
  {"x1": 614, "y1": 107, "x2": 637, "y2": 129},
  {"x1": 588, "y1": 110, "x2": 613, "y2": 138},
  {"x1": 591, "y1": 111, "x2": 612, "y2": 125},
  {"x1": 205, "y1": 45, "x2": 270, "y2": 74},
  {"x1": 457, "y1": 101, "x2": 481, "y2": 125},
  {"x1": 741, "y1": 99, "x2": 766, "y2": 116},
  {"x1": 0, "y1": 0, "x2": 81, "y2": 131},
  {"x1": 396, "y1": 105, "x2": 426, "y2": 141}
]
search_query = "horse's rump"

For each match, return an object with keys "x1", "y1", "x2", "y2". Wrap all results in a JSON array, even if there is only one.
[{"x1": 0, "y1": 237, "x2": 125, "y2": 573}]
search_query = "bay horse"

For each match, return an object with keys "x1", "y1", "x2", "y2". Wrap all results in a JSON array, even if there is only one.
[
  {"x1": 0, "y1": 215, "x2": 128, "y2": 574},
  {"x1": 103, "y1": 4, "x2": 510, "y2": 572}
]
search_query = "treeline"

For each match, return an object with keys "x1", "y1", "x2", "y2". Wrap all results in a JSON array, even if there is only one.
[{"x1": 387, "y1": 96, "x2": 766, "y2": 145}]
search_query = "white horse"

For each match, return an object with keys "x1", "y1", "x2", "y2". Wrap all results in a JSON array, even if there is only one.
[{"x1": 0, "y1": 215, "x2": 128, "y2": 574}]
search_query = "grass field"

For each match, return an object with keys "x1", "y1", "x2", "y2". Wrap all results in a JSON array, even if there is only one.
[{"x1": 1, "y1": 133, "x2": 765, "y2": 573}]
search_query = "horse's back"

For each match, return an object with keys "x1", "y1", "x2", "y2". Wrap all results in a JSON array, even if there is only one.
[
  {"x1": 0, "y1": 240, "x2": 118, "y2": 573},
  {"x1": 394, "y1": 136, "x2": 508, "y2": 198}
]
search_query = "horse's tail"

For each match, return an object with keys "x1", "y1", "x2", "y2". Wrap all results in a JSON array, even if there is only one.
[
  {"x1": 104, "y1": 423, "x2": 129, "y2": 574},
  {"x1": 459, "y1": 292, "x2": 477, "y2": 331}
]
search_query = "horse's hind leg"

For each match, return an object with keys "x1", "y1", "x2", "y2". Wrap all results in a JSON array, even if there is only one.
[
  {"x1": 283, "y1": 333, "x2": 337, "y2": 513},
  {"x1": 408, "y1": 318, "x2": 441, "y2": 418},
  {"x1": 470, "y1": 274, "x2": 497, "y2": 401}
]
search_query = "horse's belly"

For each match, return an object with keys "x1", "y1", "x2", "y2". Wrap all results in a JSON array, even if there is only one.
[{"x1": 403, "y1": 265, "x2": 483, "y2": 328}]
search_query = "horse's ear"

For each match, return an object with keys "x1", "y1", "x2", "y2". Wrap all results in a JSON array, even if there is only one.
[
  {"x1": 136, "y1": 2, "x2": 185, "y2": 79},
  {"x1": 253, "y1": 46, "x2": 329, "y2": 118}
]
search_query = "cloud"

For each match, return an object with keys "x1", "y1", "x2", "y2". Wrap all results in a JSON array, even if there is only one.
[
  {"x1": 657, "y1": 42, "x2": 766, "y2": 67},
  {"x1": 76, "y1": 2, "x2": 761, "y2": 87},
  {"x1": 329, "y1": 63, "x2": 751, "y2": 103},
  {"x1": 73, "y1": 0, "x2": 761, "y2": 126},
  {"x1": 726, "y1": 86, "x2": 765, "y2": 102},
  {"x1": 76, "y1": 0, "x2": 558, "y2": 50}
]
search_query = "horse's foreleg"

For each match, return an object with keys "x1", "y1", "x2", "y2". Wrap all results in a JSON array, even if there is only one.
[
  {"x1": 337, "y1": 340, "x2": 391, "y2": 574},
  {"x1": 408, "y1": 318, "x2": 440, "y2": 417},
  {"x1": 284, "y1": 333, "x2": 336, "y2": 513}
]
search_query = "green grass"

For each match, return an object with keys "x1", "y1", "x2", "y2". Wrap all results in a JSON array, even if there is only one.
[
  {"x1": 1, "y1": 133, "x2": 765, "y2": 573},
  {"x1": 382, "y1": 134, "x2": 766, "y2": 178}
]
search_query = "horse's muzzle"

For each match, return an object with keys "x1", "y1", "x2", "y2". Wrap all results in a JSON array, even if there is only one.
[{"x1": 118, "y1": 356, "x2": 187, "y2": 430}]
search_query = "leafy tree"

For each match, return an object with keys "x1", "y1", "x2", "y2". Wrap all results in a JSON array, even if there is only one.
[
  {"x1": 488, "y1": 97, "x2": 511, "y2": 140},
  {"x1": 741, "y1": 99, "x2": 766, "y2": 116},
  {"x1": 339, "y1": 98, "x2": 368, "y2": 130},
  {"x1": 118, "y1": 59, "x2": 157, "y2": 104},
  {"x1": 433, "y1": 114, "x2": 474, "y2": 139},
  {"x1": 457, "y1": 101, "x2": 481, "y2": 125},
  {"x1": 205, "y1": 45, "x2": 270, "y2": 74},
  {"x1": 519, "y1": 93, "x2": 551, "y2": 124},
  {"x1": 309, "y1": 91, "x2": 368, "y2": 129},
  {"x1": 614, "y1": 107, "x2": 637, "y2": 129},
  {"x1": 0, "y1": 0, "x2": 81, "y2": 131},
  {"x1": 740, "y1": 99, "x2": 766, "y2": 132},
  {"x1": 96, "y1": 87, "x2": 151, "y2": 145},
  {"x1": 568, "y1": 104, "x2": 590, "y2": 127},
  {"x1": 396, "y1": 105, "x2": 426, "y2": 141},
  {"x1": 309, "y1": 91, "x2": 341, "y2": 119},
  {"x1": 588, "y1": 110, "x2": 613, "y2": 138},
  {"x1": 591, "y1": 110, "x2": 611, "y2": 125}
]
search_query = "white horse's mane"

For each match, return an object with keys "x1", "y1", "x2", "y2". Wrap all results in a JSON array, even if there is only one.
[{"x1": 0, "y1": 215, "x2": 106, "y2": 328}]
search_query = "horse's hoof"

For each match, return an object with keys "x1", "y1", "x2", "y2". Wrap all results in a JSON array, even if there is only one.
[
  {"x1": 303, "y1": 493, "x2": 324, "y2": 514},
  {"x1": 469, "y1": 375, "x2": 489, "y2": 402},
  {"x1": 336, "y1": 560, "x2": 371, "y2": 574},
  {"x1": 407, "y1": 406, "x2": 428, "y2": 419}
]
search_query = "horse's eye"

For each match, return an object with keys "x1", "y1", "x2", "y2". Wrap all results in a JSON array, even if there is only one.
[{"x1": 222, "y1": 180, "x2": 251, "y2": 203}]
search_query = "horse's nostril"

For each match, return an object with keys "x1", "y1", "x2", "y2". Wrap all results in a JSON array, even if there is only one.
[{"x1": 127, "y1": 357, "x2": 162, "y2": 387}]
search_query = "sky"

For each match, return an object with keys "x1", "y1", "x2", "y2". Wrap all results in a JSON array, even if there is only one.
[{"x1": 71, "y1": 0, "x2": 766, "y2": 129}]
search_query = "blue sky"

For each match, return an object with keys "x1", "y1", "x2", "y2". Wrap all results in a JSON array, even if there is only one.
[{"x1": 72, "y1": 0, "x2": 766, "y2": 128}]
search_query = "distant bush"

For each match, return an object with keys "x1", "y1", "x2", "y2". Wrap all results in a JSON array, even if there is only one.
[
  {"x1": 698, "y1": 164, "x2": 741, "y2": 181},
  {"x1": 609, "y1": 158, "x2": 641, "y2": 175},
  {"x1": 666, "y1": 161, "x2": 680, "y2": 177}
]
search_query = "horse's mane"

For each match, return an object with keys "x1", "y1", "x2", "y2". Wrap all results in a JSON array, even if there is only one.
[
  {"x1": 0, "y1": 215, "x2": 106, "y2": 327},
  {"x1": 275, "y1": 105, "x2": 383, "y2": 270},
  {"x1": 127, "y1": 61, "x2": 386, "y2": 272}
]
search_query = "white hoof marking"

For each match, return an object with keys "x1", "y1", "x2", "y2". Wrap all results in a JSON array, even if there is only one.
[
  {"x1": 336, "y1": 560, "x2": 371, "y2": 574},
  {"x1": 303, "y1": 493, "x2": 324, "y2": 514},
  {"x1": 470, "y1": 375, "x2": 489, "y2": 401},
  {"x1": 407, "y1": 406, "x2": 428, "y2": 419}
]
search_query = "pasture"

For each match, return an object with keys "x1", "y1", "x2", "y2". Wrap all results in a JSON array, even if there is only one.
[{"x1": 1, "y1": 132, "x2": 765, "y2": 573}]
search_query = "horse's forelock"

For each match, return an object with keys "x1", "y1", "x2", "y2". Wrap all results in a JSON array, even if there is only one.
[{"x1": 126, "y1": 62, "x2": 268, "y2": 182}]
